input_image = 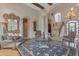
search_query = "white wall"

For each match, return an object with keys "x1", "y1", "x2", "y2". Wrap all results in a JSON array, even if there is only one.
[
  {"x1": 0, "y1": 23, "x2": 4, "y2": 40},
  {"x1": 0, "y1": 3, "x2": 39, "y2": 39},
  {"x1": 38, "y1": 13, "x2": 44, "y2": 33}
]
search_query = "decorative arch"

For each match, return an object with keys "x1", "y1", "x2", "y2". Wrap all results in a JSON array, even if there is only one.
[
  {"x1": 23, "y1": 17, "x2": 29, "y2": 38},
  {"x1": 59, "y1": 20, "x2": 79, "y2": 37},
  {"x1": 3, "y1": 13, "x2": 20, "y2": 33}
]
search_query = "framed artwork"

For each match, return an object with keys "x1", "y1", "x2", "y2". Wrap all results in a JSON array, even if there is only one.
[{"x1": 33, "y1": 21, "x2": 37, "y2": 31}]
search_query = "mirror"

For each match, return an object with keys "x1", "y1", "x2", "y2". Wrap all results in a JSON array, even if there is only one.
[{"x1": 3, "y1": 13, "x2": 20, "y2": 33}]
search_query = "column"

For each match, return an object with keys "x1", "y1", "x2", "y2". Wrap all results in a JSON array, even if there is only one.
[
  {"x1": 28, "y1": 17, "x2": 33, "y2": 39},
  {"x1": 44, "y1": 15, "x2": 48, "y2": 39}
]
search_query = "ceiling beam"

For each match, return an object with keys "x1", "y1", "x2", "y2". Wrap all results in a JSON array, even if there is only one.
[
  {"x1": 32, "y1": 3, "x2": 44, "y2": 9},
  {"x1": 48, "y1": 3, "x2": 52, "y2": 5}
]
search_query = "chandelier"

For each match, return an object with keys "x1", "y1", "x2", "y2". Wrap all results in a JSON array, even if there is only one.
[{"x1": 66, "y1": 7, "x2": 76, "y2": 19}]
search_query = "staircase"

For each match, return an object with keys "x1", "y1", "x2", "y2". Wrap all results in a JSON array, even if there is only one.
[{"x1": 59, "y1": 22, "x2": 65, "y2": 35}]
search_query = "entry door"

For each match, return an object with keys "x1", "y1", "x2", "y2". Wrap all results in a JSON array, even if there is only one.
[
  {"x1": 67, "y1": 21, "x2": 78, "y2": 35},
  {"x1": 68, "y1": 22, "x2": 76, "y2": 34},
  {"x1": 48, "y1": 23, "x2": 51, "y2": 34}
]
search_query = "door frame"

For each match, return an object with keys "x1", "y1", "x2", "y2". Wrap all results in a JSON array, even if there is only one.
[
  {"x1": 23, "y1": 17, "x2": 29, "y2": 38},
  {"x1": 67, "y1": 20, "x2": 78, "y2": 35}
]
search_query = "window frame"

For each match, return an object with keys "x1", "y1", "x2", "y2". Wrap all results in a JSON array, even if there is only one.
[{"x1": 54, "y1": 12, "x2": 61, "y2": 22}]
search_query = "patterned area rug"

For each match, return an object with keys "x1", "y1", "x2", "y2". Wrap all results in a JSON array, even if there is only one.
[{"x1": 17, "y1": 40, "x2": 68, "y2": 56}]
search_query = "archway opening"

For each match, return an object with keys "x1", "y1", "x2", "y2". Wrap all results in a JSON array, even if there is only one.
[{"x1": 23, "y1": 17, "x2": 29, "y2": 39}]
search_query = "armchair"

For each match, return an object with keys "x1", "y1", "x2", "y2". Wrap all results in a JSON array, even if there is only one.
[
  {"x1": 0, "y1": 34, "x2": 16, "y2": 49},
  {"x1": 62, "y1": 32, "x2": 76, "y2": 48}
]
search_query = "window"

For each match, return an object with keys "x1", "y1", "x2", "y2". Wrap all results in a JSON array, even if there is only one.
[
  {"x1": 54, "y1": 13, "x2": 61, "y2": 22},
  {"x1": 68, "y1": 22, "x2": 76, "y2": 32},
  {"x1": 8, "y1": 19, "x2": 17, "y2": 32}
]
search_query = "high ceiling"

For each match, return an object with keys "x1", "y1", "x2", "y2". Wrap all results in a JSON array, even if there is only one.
[
  {"x1": 24, "y1": 3, "x2": 79, "y2": 14},
  {"x1": 24, "y1": 3, "x2": 54, "y2": 12}
]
